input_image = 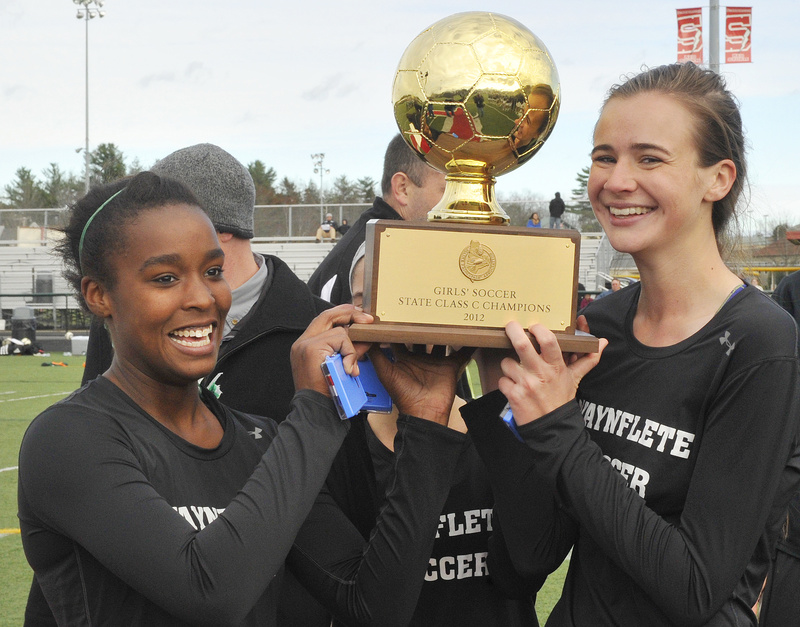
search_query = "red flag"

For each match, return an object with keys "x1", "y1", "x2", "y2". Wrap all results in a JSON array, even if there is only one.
[
  {"x1": 677, "y1": 8, "x2": 703, "y2": 64},
  {"x1": 726, "y1": 7, "x2": 752, "y2": 63}
]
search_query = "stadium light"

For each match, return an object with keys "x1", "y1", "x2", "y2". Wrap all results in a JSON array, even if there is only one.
[
  {"x1": 311, "y1": 153, "x2": 329, "y2": 221},
  {"x1": 72, "y1": 0, "x2": 106, "y2": 194}
]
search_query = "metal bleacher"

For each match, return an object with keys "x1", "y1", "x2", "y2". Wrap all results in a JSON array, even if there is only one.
[
  {"x1": 577, "y1": 233, "x2": 603, "y2": 292},
  {"x1": 0, "y1": 239, "x2": 336, "y2": 311},
  {"x1": 0, "y1": 245, "x2": 74, "y2": 310},
  {"x1": 251, "y1": 238, "x2": 336, "y2": 282}
]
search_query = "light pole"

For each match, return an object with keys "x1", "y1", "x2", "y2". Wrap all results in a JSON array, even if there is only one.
[
  {"x1": 74, "y1": 0, "x2": 106, "y2": 194},
  {"x1": 311, "y1": 153, "x2": 329, "y2": 222},
  {"x1": 709, "y1": 0, "x2": 720, "y2": 73}
]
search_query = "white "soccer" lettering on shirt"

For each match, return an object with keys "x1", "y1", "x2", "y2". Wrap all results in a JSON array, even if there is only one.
[{"x1": 425, "y1": 552, "x2": 489, "y2": 581}]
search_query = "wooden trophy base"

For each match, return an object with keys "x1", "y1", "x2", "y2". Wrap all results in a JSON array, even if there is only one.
[{"x1": 349, "y1": 322, "x2": 599, "y2": 353}]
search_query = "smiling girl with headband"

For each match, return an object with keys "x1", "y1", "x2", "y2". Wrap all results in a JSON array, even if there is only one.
[{"x1": 18, "y1": 171, "x2": 471, "y2": 626}]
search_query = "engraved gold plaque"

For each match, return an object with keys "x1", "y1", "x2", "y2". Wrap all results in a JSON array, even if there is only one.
[{"x1": 348, "y1": 221, "x2": 600, "y2": 352}]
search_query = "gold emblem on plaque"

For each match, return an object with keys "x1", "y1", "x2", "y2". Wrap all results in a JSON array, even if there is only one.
[{"x1": 459, "y1": 240, "x2": 496, "y2": 282}]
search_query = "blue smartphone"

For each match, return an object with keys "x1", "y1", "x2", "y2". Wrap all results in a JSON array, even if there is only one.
[
  {"x1": 321, "y1": 354, "x2": 392, "y2": 420},
  {"x1": 354, "y1": 358, "x2": 392, "y2": 413},
  {"x1": 500, "y1": 403, "x2": 524, "y2": 442}
]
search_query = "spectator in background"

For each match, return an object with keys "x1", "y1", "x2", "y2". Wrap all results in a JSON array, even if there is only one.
[
  {"x1": 526, "y1": 212, "x2": 542, "y2": 228},
  {"x1": 307, "y1": 133, "x2": 445, "y2": 305},
  {"x1": 594, "y1": 277, "x2": 622, "y2": 299},
  {"x1": 337, "y1": 218, "x2": 351, "y2": 236},
  {"x1": 474, "y1": 92, "x2": 485, "y2": 118},
  {"x1": 772, "y1": 270, "x2": 800, "y2": 333},
  {"x1": 548, "y1": 191, "x2": 565, "y2": 229},
  {"x1": 315, "y1": 213, "x2": 338, "y2": 242},
  {"x1": 577, "y1": 282, "x2": 593, "y2": 311}
]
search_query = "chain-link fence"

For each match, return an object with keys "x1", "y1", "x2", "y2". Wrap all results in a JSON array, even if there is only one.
[
  {"x1": 2, "y1": 200, "x2": 586, "y2": 242},
  {"x1": 0, "y1": 208, "x2": 70, "y2": 244}
]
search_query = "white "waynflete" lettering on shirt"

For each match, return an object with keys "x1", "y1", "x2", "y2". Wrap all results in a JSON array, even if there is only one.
[
  {"x1": 579, "y1": 400, "x2": 695, "y2": 459},
  {"x1": 172, "y1": 505, "x2": 226, "y2": 530}
]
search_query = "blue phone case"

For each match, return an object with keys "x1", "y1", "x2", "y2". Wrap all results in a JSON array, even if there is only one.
[
  {"x1": 321, "y1": 354, "x2": 367, "y2": 420},
  {"x1": 500, "y1": 403, "x2": 524, "y2": 442},
  {"x1": 321, "y1": 354, "x2": 393, "y2": 419},
  {"x1": 355, "y1": 358, "x2": 392, "y2": 413}
]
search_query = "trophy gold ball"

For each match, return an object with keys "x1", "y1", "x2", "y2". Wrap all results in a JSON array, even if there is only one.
[{"x1": 392, "y1": 12, "x2": 560, "y2": 224}]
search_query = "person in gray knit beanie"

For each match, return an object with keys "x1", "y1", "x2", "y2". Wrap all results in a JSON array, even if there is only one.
[{"x1": 151, "y1": 143, "x2": 255, "y2": 239}]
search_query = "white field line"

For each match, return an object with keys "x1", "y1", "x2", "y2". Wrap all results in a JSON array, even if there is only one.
[
  {"x1": 0, "y1": 391, "x2": 72, "y2": 404},
  {"x1": 1, "y1": 391, "x2": 74, "y2": 538},
  {"x1": 0, "y1": 467, "x2": 20, "y2": 536}
]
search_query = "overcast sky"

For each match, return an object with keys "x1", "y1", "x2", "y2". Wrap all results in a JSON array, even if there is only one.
[{"x1": 1, "y1": 0, "x2": 798, "y2": 230}]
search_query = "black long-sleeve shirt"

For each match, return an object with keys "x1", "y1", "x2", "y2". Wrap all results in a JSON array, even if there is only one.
[
  {"x1": 323, "y1": 415, "x2": 544, "y2": 626},
  {"x1": 463, "y1": 285, "x2": 800, "y2": 626},
  {"x1": 18, "y1": 378, "x2": 464, "y2": 626}
]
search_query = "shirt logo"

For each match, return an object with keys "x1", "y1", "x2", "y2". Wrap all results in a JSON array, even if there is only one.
[
  {"x1": 719, "y1": 331, "x2": 735, "y2": 356},
  {"x1": 206, "y1": 372, "x2": 223, "y2": 399},
  {"x1": 249, "y1": 427, "x2": 263, "y2": 440}
]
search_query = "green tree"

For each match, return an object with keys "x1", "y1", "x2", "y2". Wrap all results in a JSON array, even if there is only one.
[
  {"x1": 301, "y1": 180, "x2": 320, "y2": 205},
  {"x1": 248, "y1": 160, "x2": 278, "y2": 205},
  {"x1": 329, "y1": 175, "x2": 358, "y2": 203},
  {"x1": 569, "y1": 166, "x2": 591, "y2": 212},
  {"x1": 277, "y1": 177, "x2": 300, "y2": 205},
  {"x1": 1, "y1": 167, "x2": 47, "y2": 239},
  {"x1": 91, "y1": 143, "x2": 127, "y2": 185},
  {"x1": 41, "y1": 163, "x2": 82, "y2": 208},
  {"x1": 567, "y1": 165, "x2": 600, "y2": 232},
  {"x1": 3, "y1": 167, "x2": 45, "y2": 208},
  {"x1": 357, "y1": 177, "x2": 377, "y2": 202},
  {"x1": 127, "y1": 157, "x2": 144, "y2": 177}
]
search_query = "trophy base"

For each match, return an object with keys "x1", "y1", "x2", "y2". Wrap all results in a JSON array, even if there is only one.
[
  {"x1": 349, "y1": 322, "x2": 599, "y2": 353},
  {"x1": 426, "y1": 169, "x2": 510, "y2": 225}
]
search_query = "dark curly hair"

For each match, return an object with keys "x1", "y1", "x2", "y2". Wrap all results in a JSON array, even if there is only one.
[
  {"x1": 56, "y1": 171, "x2": 201, "y2": 312},
  {"x1": 603, "y1": 62, "x2": 748, "y2": 246}
]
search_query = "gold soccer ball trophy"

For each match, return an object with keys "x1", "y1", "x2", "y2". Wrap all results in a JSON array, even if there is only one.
[{"x1": 392, "y1": 12, "x2": 560, "y2": 225}]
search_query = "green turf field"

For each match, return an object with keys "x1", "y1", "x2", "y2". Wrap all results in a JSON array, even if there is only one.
[
  {"x1": 0, "y1": 352, "x2": 85, "y2": 626},
  {"x1": 0, "y1": 353, "x2": 567, "y2": 625}
]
